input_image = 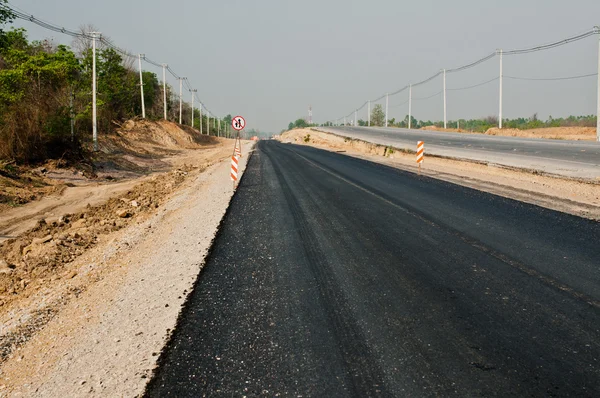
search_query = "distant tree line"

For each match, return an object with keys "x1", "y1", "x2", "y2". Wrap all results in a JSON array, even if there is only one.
[{"x1": 315, "y1": 101, "x2": 597, "y2": 133}]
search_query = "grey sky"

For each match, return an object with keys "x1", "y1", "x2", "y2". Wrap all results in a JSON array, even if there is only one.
[{"x1": 9, "y1": 0, "x2": 600, "y2": 132}]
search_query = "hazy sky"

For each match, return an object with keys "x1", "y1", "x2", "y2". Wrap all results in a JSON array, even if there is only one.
[{"x1": 8, "y1": 0, "x2": 600, "y2": 132}]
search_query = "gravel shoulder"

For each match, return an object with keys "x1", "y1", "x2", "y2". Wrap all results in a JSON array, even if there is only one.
[
  {"x1": 276, "y1": 129, "x2": 600, "y2": 220},
  {"x1": 0, "y1": 142, "x2": 253, "y2": 397}
]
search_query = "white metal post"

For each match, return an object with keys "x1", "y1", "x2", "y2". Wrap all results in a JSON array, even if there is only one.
[
  {"x1": 178, "y1": 78, "x2": 183, "y2": 124},
  {"x1": 138, "y1": 54, "x2": 145, "y2": 119},
  {"x1": 91, "y1": 32, "x2": 100, "y2": 151},
  {"x1": 368, "y1": 100, "x2": 371, "y2": 127},
  {"x1": 499, "y1": 49, "x2": 503, "y2": 129},
  {"x1": 162, "y1": 64, "x2": 167, "y2": 120},
  {"x1": 408, "y1": 84, "x2": 412, "y2": 129},
  {"x1": 190, "y1": 89, "x2": 196, "y2": 127},
  {"x1": 443, "y1": 69, "x2": 447, "y2": 129},
  {"x1": 385, "y1": 93, "x2": 389, "y2": 127},
  {"x1": 596, "y1": 28, "x2": 600, "y2": 141}
]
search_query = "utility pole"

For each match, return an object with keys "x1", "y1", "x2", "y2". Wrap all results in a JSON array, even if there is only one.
[
  {"x1": 199, "y1": 104, "x2": 203, "y2": 135},
  {"x1": 91, "y1": 32, "x2": 100, "y2": 152},
  {"x1": 498, "y1": 49, "x2": 503, "y2": 129},
  {"x1": 368, "y1": 100, "x2": 371, "y2": 127},
  {"x1": 138, "y1": 54, "x2": 145, "y2": 119},
  {"x1": 218, "y1": 119, "x2": 221, "y2": 137},
  {"x1": 385, "y1": 93, "x2": 389, "y2": 127},
  {"x1": 178, "y1": 77, "x2": 185, "y2": 125},
  {"x1": 408, "y1": 84, "x2": 412, "y2": 129},
  {"x1": 596, "y1": 27, "x2": 600, "y2": 141},
  {"x1": 162, "y1": 64, "x2": 168, "y2": 120},
  {"x1": 443, "y1": 69, "x2": 447, "y2": 129},
  {"x1": 190, "y1": 89, "x2": 197, "y2": 127},
  {"x1": 207, "y1": 112, "x2": 210, "y2": 136}
]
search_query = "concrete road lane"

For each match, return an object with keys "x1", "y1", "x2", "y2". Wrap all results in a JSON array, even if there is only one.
[
  {"x1": 146, "y1": 141, "x2": 600, "y2": 397},
  {"x1": 320, "y1": 126, "x2": 600, "y2": 179}
]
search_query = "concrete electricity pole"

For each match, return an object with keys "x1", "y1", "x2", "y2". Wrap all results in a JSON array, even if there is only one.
[
  {"x1": 207, "y1": 112, "x2": 210, "y2": 136},
  {"x1": 162, "y1": 64, "x2": 168, "y2": 120},
  {"x1": 178, "y1": 77, "x2": 185, "y2": 125},
  {"x1": 408, "y1": 84, "x2": 412, "y2": 129},
  {"x1": 368, "y1": 100, "x2": 371, "y2": 127},
  {"x1": 218, "y1": 119, "x2": 221, "y2": 137},
  {"x1": 385, "y1": 93, "x2": 389, "y2": 127},
  {"x1": 190, "y1": 89, "x2": 197, "y2": 127},
  {"x1": 443, "y1": 69, "x2": 447, "y2": 129},
  {"x1": 138, "y1": 54, "x2": 145, "y2": 119},
  {"x1": 596, "y1": 27, "x2": 600, "y2": 141},
  {"x1": 199, "y1": 104, "x2": 203, "y2": 135},
  {"x1": 91, "y1": 32, "x2": 100, "y2": 152},
  {"x1": 498, "y1": 49, "x2": 503, "y2": 129}
]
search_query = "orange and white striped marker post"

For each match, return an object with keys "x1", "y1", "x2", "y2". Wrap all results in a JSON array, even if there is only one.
[
  {"x1": 416, "y1": 141, "x2": 424, "y2": 173},
  {"x1": 230, "y1": 155, "x2": 239, "y2": 189},
  {"x1": 234, "y1": 141, "x2": 242, "y2": 158}
]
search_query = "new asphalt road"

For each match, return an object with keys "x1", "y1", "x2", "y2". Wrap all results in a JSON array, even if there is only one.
[
  {"x1": 320, "y1": 126, "x2": 600, "y2": 179},
  {"x1": 146, "y1": 141, "x2": 600, "y2": 397}
]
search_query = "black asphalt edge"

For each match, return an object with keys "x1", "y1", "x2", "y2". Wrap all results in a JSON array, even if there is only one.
[
  {"x1": 309, "y1": 128, "x2": 600, "y2": 186},
  {"x1": 142, "y1": 146, "x2": 257, "y2": 396}
]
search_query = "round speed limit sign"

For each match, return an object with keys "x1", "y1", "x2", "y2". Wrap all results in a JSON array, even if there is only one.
[{"x1": 232, "y1": 116, "x2": 246, "y2": 131}]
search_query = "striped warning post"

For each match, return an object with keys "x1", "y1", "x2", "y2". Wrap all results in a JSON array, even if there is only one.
[
  {"x1": 234, "y1": 144, "x2": 242, "y2": 158},
  {"x1": 416, "y1": 141, "x2": 424, "y2": 164},
  {"x1": 230, "y1": 155, "x2": 239, "y2": 182}
]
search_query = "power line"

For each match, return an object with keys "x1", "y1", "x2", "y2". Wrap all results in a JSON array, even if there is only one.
[
  {"x1": 447, "y1": 76, "x2": 499, "y2": 91},
  {"x1": 332, "y1": 27, "x2": 599, "y2": 125},
  {"x1": 504, "y1": 29, "x2": 598, "y2": 55},
  {"x1": 505, "y1": 73, "x2": 598, "y2": 81},
  {"x1": 413, "y1": 90, "x2": 442, "y2": 101}
]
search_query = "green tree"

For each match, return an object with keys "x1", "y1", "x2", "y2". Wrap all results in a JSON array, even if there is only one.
[
  {"x1": 0, "y1": 29, "x2": 82, "y2": 161},
  {"x1": 293, "y1": 118, "x2": 308, "y2": 128},
  {"x1": 370, "y1": 104, "x2": 385, "y2": 126}
]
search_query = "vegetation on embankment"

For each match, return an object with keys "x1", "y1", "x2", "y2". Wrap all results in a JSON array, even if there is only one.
[{"x1": 0, "y1": 4, "x2": 225, "y2": 165}]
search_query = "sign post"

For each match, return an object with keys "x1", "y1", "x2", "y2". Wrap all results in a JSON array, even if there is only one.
[{"x1": 231, "y1": 116, "x2": 246, "y2": 189}]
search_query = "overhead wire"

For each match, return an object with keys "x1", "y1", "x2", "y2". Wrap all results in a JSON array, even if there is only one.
[{"x1": 505, "y1": 73, "x2": 598, "y2": 81}]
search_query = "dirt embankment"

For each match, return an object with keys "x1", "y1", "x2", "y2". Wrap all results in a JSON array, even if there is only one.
[
  {"x1": 0, "y1": 119, "x2": 221, "y2": 213},
  {"x1": 276, "y1": 128, "x2": 600, "y2": 220},
  {"x1": 484, "y1": 126, "x2": 596, "y2": 141},
  {"x1": 421, "y1": 125, "x2": 596, "y2": 141},
  {"x1": 0, "y1": 120, "x2": 227, "y2": 241}
]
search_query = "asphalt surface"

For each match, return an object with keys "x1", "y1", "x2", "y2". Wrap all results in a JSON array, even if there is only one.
[
  {"x1": 146, "y1": 141, "x2": 600, "y2": 397},
  {"x1": 320, "y1": 126, "x2": 600, "y2": 179}
]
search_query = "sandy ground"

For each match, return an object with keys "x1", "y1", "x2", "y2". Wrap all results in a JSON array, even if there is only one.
[
  {"x1": 277, "y1": 129, "x2": 600, "y2": 220},
  {"x1": 0, "y1": 141, "x2": 253, "y2": 397},
  {"x1": 421, "y1": 125, "x2": 596, "y2": 141},
  {"x1": 0, "y1": 146, "x2": 230, "y2": 243}
]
